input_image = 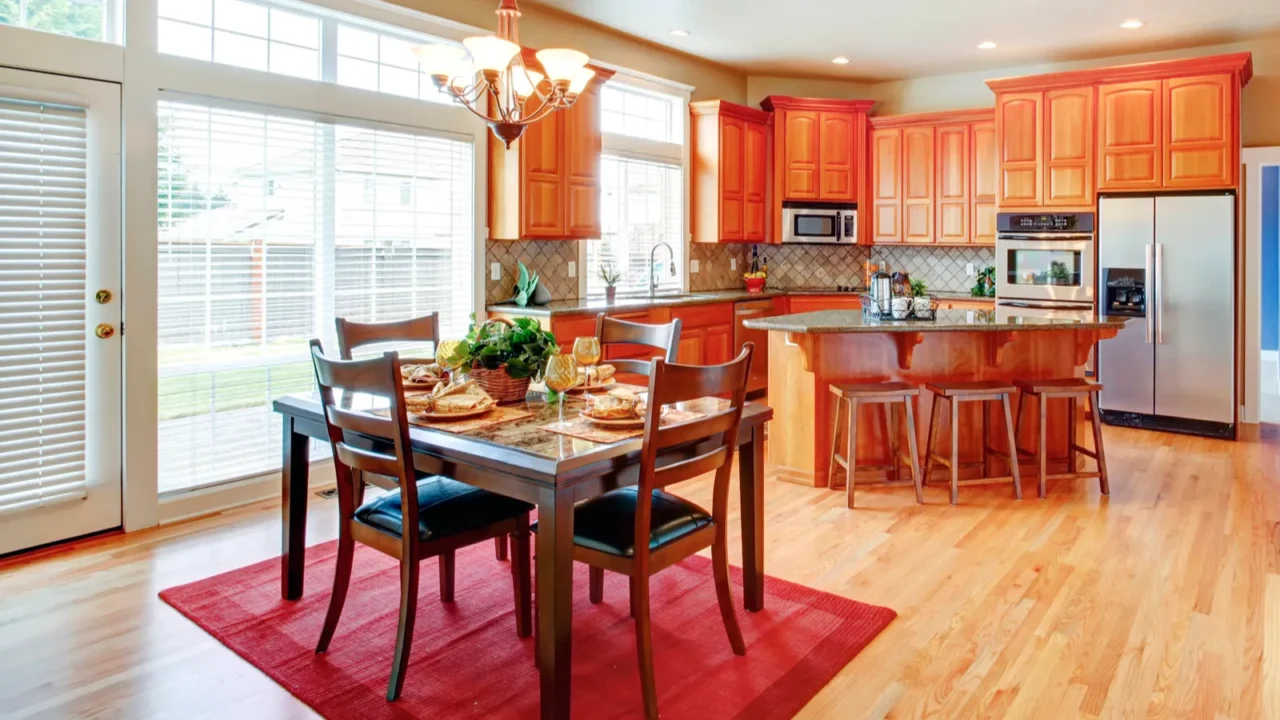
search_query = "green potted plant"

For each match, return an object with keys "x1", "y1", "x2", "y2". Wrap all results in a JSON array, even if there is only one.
[
  {"x1": 598, "y1": 262, "x2": 622, "y2": 302},
  {"x1": 451, "y1": 316, "x2": 559, "y2": 402},
  {"x1": 971, "y1": 266, "x2": 996, "y2": 298},
  {"x1": 909, "y1": 279, "x2": 932, "y2": 316},
  {"x1": 508, "y1": 261, "x2": 551, "y2": 307}
]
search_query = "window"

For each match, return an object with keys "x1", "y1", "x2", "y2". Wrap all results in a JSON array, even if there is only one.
[
  {"x1": 601, "y1": 83, "x2": 683, "y2": 145},
  {"x1": 156, "y1": 100, "x2": 474, "y2": 492},
  {"x1": 587, "y1": 156, "x2": 683, "y2": 297},
  {"x1": 335, "y1": 23, "x2": 453, "y2": 104},
  {"x1": 0, "y1": 0, "x2": 117, "y2": 42}
]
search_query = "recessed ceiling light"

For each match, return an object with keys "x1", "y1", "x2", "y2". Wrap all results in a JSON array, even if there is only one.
[
  {"x1": 832, "y1": 56, "x2": 850, "y2": 65},
  {"x1": 977, "y1": 41, "x2": 998, "y2": 50},
  {"x1": 1120, "y1": 19, "x2": 1144, "y2": 29},
  {"x1": 669, "y1": 29, "x2": 690, "y2": 37}
]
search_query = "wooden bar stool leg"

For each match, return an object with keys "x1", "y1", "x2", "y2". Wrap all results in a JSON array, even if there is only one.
[
  {"x1": 903, "y1": 397, "x2": 924, "y2": 504},
  {"x1": 981, "y1": 400, "x2": 991, "y2": 478},
  {"x1": 828, "y1": 396, "x2": 844, "y2": 490},
  {"x1": 884, "y1": 403, "x2": 899, "y2": 483},
  {"x1": 846, "y1": 399, "x2": 859, "y2": 509},
  {"x1": 924, "y1": 394, "x2": 941, "y2": 486},
  {"x1": 948, "y1": 397, "x2": 960, "y2": 506},
  {"x1": 1067, "y1": 397, "x2": 1078, "y2": 474},
  {"x1": 1089, "y1": 390, "x2": 1111, "y2": 495},
  {"x1": 1037, "y1": 393, "x2": 1048, "y2": 499},
  {"x1": 1013, "y1": 390, "x2": 1027, "y2": 457},
  {"x1": 1001, "y1": 392, "x2": 1023, "y2": 500}
]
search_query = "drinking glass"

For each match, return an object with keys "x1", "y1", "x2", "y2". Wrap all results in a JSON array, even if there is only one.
[
  {"x1": 543, "y1": 354, "x2": 579, "y2": 427},
  {"x1": 571, "y1": 336, "x2": 602, "y2": 397},
  {"x1": 436, "y1": 339, "x2": 465, "y2": 382}
]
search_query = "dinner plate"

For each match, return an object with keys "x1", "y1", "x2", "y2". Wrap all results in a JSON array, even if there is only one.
[
  {"x1": 408, "y1": 399, "x2": 495, "y2": 421},
  {"x1": 403, "y1": 379, "x2": 443, "y2": 391},
  {"x1": 569, "y1": 378, "x2": 617, "y2": 393},
  {"x1": 580, "y1": 412, "x2": 645, "y2": 428}
]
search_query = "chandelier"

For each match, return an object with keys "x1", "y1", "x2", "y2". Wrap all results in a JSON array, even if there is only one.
[{"x1": 413, "y1": 0, "x2": 594, "y2": 148}]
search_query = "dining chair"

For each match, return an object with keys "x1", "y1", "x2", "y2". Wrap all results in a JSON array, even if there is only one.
[
  {"x1": 573, "y1": 343, "x2": 754, "y2": 720},
  {"x1": 308, "y1": 340, "x2": 534, "y2": 701},
  {"x1": 335, "y1": 313, "x2": 510, "y2": 563},
  {"x1": 595, "y1": 313, "x2": 682, "y2": 376}
]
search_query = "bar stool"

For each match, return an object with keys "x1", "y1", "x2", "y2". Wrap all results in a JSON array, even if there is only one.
[
  {"x1": 923, "y1": 380, "x2": 1022, "y2": 505},
  {"x1": 1013, "y1": 378, "x2": 1110, "y2": 498},
  {"x1": 828, "y1": 381, "x2": 923, "y2": 508}
]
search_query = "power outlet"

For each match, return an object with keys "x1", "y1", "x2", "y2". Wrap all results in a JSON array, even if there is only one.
[
  {"x1": 490, "y1": 263, "x2": 501, "y2": 281},
  {"x1": 690, "y1": 259, "x2": 700, "y2": 274},
  {"x1": 730, "y1": 258, "x2": 737, "y2": 271},
  {"x1": 567, "y1": 261, "x2": 576, "y2": 277},
  {"x1": 966, "y1": 262, "x2": 975, "y2": 277}
]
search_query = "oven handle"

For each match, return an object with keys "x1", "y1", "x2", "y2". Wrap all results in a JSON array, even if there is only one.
[{"x1": 996, "y1": 232, "x2": 1095, "y2": 241}]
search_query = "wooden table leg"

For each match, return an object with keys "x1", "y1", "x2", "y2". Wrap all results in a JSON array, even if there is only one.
[
  {"x1": 536, "y1": 487, "x2": 575, "y2": 720},
  {"x1": 281, "y1": 416, "x2": 310, "y2": 601},
  {"x1": 739, "y1": 424, "x2": 765, "y2": 612}
]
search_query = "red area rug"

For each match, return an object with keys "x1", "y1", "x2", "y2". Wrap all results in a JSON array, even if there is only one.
[{"x1": 160, "y1": 541, "x2": 895, "y2": 719}]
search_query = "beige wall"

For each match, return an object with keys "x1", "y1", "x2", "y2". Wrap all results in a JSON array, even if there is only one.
[
  {"x1": 387, "y1": 0, "x2": 747, "y2": 102},
  {"x1": 867, "y1": 34, "x2": 1280, "y2": 147},
  {"x1": 745, "y1": 75, "x2": 876, "y2": 108}
]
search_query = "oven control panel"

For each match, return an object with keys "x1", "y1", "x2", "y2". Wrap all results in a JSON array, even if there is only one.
[{"x1": 997, "y1": 212, "x2": 1095, "y2": 233}]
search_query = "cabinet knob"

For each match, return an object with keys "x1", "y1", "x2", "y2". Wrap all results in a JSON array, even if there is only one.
[{"x1": 95, "y1": 324, "x2": 115, "y2": 339}]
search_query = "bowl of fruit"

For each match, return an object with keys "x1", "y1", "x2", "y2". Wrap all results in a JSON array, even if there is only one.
[{"x1": 743, "y1": 271, "x2": 767, "y2": 294}]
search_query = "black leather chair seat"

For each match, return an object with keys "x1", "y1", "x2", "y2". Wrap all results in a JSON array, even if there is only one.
[
  {"x1": 564, "y1": 487, "x2": 712, "y2": 557},
  {"x1": 354, "y1": 475, "x2": 533, "y2": 542}
]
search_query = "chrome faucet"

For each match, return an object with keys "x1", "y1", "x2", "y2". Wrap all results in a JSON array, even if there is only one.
[{"x1": 649, "y1": 241, "x2": 675, "y2": 298}]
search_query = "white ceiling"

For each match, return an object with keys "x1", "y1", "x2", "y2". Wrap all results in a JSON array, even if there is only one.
[{"x1": 527, "y1": 0, "x2": 1280, "y2": 80}]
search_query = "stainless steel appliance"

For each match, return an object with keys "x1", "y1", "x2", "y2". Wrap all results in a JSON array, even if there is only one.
[
  {"x1": 781, "y1": 201, "x2": 857, "y2": 244},
  {"x1": 734, "y1": 299, "x2": 778, "y2": 393},
  {"x1": 995, "y1": 212, "x2": 1096, "y2": 308},
  {"x1": 1096, "y1": 193, "x2": 1236, "y2": 439}
]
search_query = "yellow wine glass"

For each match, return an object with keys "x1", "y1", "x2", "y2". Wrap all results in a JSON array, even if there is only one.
[
  {"x1": 572, "y1": 336, "x2": 602, "y2": 398},
  {"x1": 436, "y1": 339, "x2": 464, "y2": 380},
  {"x1": 544, "y1": 354, "x2": 580, "y2": 428}
]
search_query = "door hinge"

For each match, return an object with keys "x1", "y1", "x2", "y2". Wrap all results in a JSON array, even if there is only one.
[{"x1": 119, "y1": 322, "x2": 125, "y2": 336}]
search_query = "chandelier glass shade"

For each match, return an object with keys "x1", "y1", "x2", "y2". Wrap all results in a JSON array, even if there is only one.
[{"x1": 413, "y1": 0, "x2": 594, "y2": 147}]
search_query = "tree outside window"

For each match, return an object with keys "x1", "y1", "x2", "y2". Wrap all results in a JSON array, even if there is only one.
[{"x1": 0, "y1": 0, "x2": 108, "y2": 41}]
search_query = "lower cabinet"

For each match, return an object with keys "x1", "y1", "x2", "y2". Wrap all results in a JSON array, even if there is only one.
[
  {"x1": 672, "y1": 303, "x2": 734, "y2": 365},
  {"x1": 786, "y1": 295, "x2": 862, "y2": 313}
]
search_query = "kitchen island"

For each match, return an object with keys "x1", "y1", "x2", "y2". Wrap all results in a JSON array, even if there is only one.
[{"x1": 743, "y1": 308, "x2": 1128, "y2": 487}]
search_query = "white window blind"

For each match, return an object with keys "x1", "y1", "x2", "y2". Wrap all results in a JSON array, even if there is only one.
[
  {"x1": 157, "y1": 99, "x2": 474, "y2": 493},
  {"x1": 586, "y1": 155, "x2": 683, "y2": 298},
  {"x1": 0, "y1": 98, "x2": 90, "y2": 514}
]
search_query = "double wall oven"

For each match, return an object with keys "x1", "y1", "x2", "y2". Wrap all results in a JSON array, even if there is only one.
[{"x1": 995, "y1": 212, "x2": 1096, "y2": 314}]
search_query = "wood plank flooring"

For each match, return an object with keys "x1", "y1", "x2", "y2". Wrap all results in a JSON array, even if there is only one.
[{"x1": 2, "y1": 424, "x2": 1279, "y2": 719}]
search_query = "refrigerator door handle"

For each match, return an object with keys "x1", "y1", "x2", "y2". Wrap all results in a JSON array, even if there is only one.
[
  {"x1": 1155, "y1": 243, "x2": 1165, "y2": 344},
  {"x1": 1144, "y1": 243, "x2": 1154, "y2": 344}
]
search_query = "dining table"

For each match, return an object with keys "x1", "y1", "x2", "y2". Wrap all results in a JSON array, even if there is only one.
[{"x1": 272, "y1": 390, "x2": 773, "y2": 720}]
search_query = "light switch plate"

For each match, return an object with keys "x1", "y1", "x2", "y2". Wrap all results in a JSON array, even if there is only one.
[
  {"x1": 730, "y1": 258, "x2": 737, "y2": 271},
  {"x1": 691, "y1": 259, "x2": 700, "y2": 274},
  {"x1": 567, "y1": 261, "x2": 576, "y2": 277},
  {"x1": 966, "y1": 262, "x2": 975, "y2": 277},
  {"x1": 491, "y1": 263, "x2": 500, "y2": 281}
]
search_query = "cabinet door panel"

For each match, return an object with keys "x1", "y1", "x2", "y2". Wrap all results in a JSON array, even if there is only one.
[
  {"x1": 1097, "y1": 80, "x2": 1162, "y2": 190},
  {"x1": 1044, "y1": 86, "x2": 1094, "y2": 206},
  {"x1": 818, "y1": 111, "x2": 855, "y2": 201},
  {"x1": 903, "y1": 126, "x2": 934, "y2": 242},
  {"x1": 997, "y1": 92, "x2": 1042, "y2": 206},
  {"x1": 744, "y1": 120, "x2": 768, "y2": 242},
  {"x1": 1164, "y1": 74, "x2": 1234, "y2": 188},
  {"x1": 783, "y1": 111, "x2": 819, "y2": 200},
  {"x1": 871, "y1": 128, "x2": 902, "y2": 243},
  {"x1": 677, "y1": 328, "x2": 704, "y2": 365},
  {"x1": 970, "y1": 120, "x2": 997, "y2": 244},
  {"x1": 720, "y1": 116, "x2": 746, "y2": 242},
  {"x1": 520, "y1": 108, "x2": 565, "y2": 237},
  {"x1": 705, "y1": 325, "x2": 733, "y2": 366},
  {"x1": 935, "y1": 124, "x2": 969, "y2": 243}
]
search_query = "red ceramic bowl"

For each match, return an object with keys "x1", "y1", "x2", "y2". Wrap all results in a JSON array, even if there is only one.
[{"x1": 743, "y1": 276, "x2": 767, "y2": 294}]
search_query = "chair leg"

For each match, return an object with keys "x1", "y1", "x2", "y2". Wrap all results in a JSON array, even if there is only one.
[
  {"x1": 629, "y1": 577, "x2": 637, "y2": 618},
  {"x1": 1090, "y1": 391, "x2": 1111, "y2": 495},
  {"x1": 948, "y1": 397, "x2": 960, "y2": 506},
  {"x1": 924, "y1": 394, "x2": 942, "y2": 486},
  {"x1": 712, "y1": 524, "x2": 747, "y2": 656},
  {"x1": 632, "y1": 573, "x2": 660, "y2": 720},
  {"x1": 439, "y1": 550, "x2": 455, "y2": 603},
  {"x1": 1067, "y1": 397, "x2": 1078, "y2": 474},
  {"x1": 1037, "y1": 393, "x2": 1048, "y2": 499},
  {"x1": 845, "y1": 399, "x2": 859, "y2": 509},
  {"x1": 827, "y1": 396, "x2": 844, "y2": 490},
  {"x1": 315, "y1": 524, "x2": 355, "y2": 654},
  {"x1": 903, "y1": 397, "x2": 923, "y2": 504},
  {"x1": 512, "y1": 517, "x2": 532, "y2": 638},
  {"x1": 1002, "y1": 393, "x2": 1023, "y2": 500},
  {"x1": 387, "y1": 554, "x2": 420, "y2": 702},
  {"x1": 495, "y1": 536, "x2": 508, "y2": 562},
  {"x1": 883, "y1": 403, "x2": 898, "y2": 483},
  {"x1": 589, "y1": 567, "x2": 605, "y2": 604}
]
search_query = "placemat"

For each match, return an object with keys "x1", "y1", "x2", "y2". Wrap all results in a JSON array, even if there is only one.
[
  {"x1": 539, "y1": 408, "x2": 705, "y2": 444},
  {"x1": 373, "y1": 404, "x2": 533, "y2": 434}
]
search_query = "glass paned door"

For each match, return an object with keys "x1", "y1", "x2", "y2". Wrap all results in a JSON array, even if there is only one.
[{"x1": 0, "y1": 68, "x2": 121, "y2": 555}]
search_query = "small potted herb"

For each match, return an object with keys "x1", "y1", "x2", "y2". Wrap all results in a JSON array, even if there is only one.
[
  {"x1": 909, "y1": 279, "x2": 932, "y2": 316},
  {"x1": 508, "y1": 261, "x2": 551, "y2": 307},
  {"x1": 598, "y1": 262, "x2": 622, "y2": 302}
]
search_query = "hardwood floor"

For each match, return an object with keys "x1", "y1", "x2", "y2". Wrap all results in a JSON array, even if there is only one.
[{"x1": 2, "y1": 424, "x2": 1279, "y2": 719}]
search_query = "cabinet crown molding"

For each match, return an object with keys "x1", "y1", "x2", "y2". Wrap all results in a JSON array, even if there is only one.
[
  {"x1": 690, "y1": 100, "x2": 772, "y2": 123},
  {"x1": 985, "y1": 51, "x2": 1252, "y2": 93},
  {"x1": 760, "y1": 95, "x2": 877, "y2": 113},
  {"x1": 869, "y1": 108, "x2": 995, "y2": 129}
]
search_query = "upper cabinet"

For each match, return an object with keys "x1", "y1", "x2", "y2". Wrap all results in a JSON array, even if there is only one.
[
  {"x1": 489, "y1": 62, "x2": 614, "y2": 241},
  {"x1": 761, "y1": 96, "x2": 875, "y2": 206},
  {"x1": 987, "y1": 52, "x2": 1252, "y2": 204},
  {"x1": 867, "y1": 109, "x2": 996, "y2": 246},
  {"x1": 691, "y1": 100, "x2": 773, "y2": 244}
]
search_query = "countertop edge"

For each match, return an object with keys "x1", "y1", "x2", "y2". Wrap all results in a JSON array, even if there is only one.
[{"x1": 487, "y1": 289, "x2": 995, "y2": 318}]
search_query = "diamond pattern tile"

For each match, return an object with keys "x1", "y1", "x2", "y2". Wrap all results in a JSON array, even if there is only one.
[
  {"x1": 871, "y1": 245, "x2": 994, "y2": 295},
  {"x1": 485, "y1": 240, "x2": 579, "y2": 304}
]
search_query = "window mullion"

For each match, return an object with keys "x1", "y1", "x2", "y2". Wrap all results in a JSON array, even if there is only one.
[{"x1": 319, "y1": 123, "x2": 337, "y2": 349}]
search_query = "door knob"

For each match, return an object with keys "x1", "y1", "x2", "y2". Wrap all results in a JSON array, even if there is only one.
[{"x1": 95, "y1": 324, "x2": 115, "y2": 339}]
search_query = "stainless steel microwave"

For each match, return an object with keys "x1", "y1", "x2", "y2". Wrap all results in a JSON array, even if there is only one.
[{"x1": 781, "y1": 202, "x2": 857, "y2": 244}]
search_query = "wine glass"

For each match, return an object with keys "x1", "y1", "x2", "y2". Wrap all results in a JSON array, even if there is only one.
[
  {"x1": 571, "y1": 336, "x2": 601, "y2": 398},
  {"x1": 543, "y1": 354, "x2": 580, "y2": 428},
  {"x1": 435, "y1": 339, "x2": 464, "y2": 382}
]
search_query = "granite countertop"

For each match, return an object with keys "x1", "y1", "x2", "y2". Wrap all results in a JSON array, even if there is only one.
[{"x1": 743, "y1": 309, "x2": 1129, "y2": 334}]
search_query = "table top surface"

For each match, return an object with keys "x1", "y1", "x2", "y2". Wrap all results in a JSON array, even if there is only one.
[
  {"x1": 743, "y1": 309, "x2": 1131, "y2": 334},
  {"x1": 274, "y1": 391, "x2": 771, "y2": 482}
]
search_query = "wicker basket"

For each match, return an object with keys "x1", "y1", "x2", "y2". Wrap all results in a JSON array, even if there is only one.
[{"x1": 467, "y1": 318, "x2": 534, "y2": 403}]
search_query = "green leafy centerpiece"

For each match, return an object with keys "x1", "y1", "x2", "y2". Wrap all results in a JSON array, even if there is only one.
[{"x1": 450, "y1": 316, "x2": 558, "y2": 402}]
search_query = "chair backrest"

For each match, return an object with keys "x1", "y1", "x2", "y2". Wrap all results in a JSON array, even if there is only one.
[
  {"x1": 310, "y1": 340, "x2": 419, "y2": 538},
  {"x1": 629, "y1": 344, "x2": 753, "y2": 559},
  {"x1": 335, "y1": 313, "x2": 440, "y2": 361},
  {"x1": 595, "y1": 313, "x2": 682, "y2": 376}
]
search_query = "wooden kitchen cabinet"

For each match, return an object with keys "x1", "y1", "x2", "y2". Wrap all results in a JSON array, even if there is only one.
[
  {"x1": 785, "y1": 295, "x2": 862, "y2": 314},
  {"x1": 997, "y1": 91, "x2": 1043, "y2": 206},
  {"x1": 970, "y1": 120, "x2": 997, "y2": 244},
  {"x1": 489, "y1": 63, "x2": 614, "y2": 240},
  {"x1": 782, "y1": 110, "x2": 819, "y2": 200},
  {"x1": 1044, "y1": 86, "x2": 1094, "y2": 206},
  {"x1": 672, "y1": 303, "x2": 734, "y2": 365},
  {"x1": 819, "y1": 111, "x2": 856, "y2": 201},
  {"x1": 1097, "y1": 80, "x2": 1163, "y2": 191},
  {"x1": 1164, "y1": 74, "x2": 1236, "y2": 188},
  {"x1": 870, "y1": 128, "x2": 902, "y2": 244},
  {"x1": 935, "y1": 124, "x2": 969, "y2": 243},
  {"x1": 761, "y1": 96, "x2": 875, "y2": 206},
  {"x1": 903, "y1": 126, "x2": 935, "y2": 242},
  {"x1": 691, "y1": 100, "x2": 772, "y2": 243}
]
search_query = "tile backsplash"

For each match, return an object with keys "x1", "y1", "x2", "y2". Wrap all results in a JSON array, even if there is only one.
[
  {"x1": 871, "y1": 245, "x2": 994, "y2": 295},
  {"x1": 485, "y1": 239, "x2": 579, "y2": 305}
]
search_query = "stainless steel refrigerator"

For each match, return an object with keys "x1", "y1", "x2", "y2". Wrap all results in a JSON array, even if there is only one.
[{"x1": 1097, "y1": 193, "x2": 1236, "y2": 439}]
